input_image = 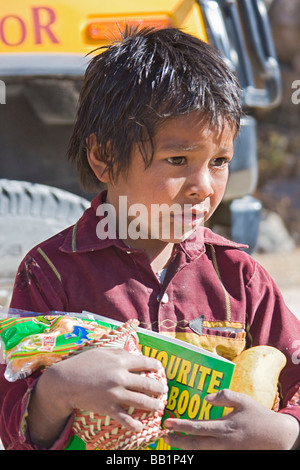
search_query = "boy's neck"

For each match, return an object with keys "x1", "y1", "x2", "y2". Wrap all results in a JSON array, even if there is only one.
[
  {"x1": 124, "y1": 237, "x2": 175, "y2": 273},
  {"x1": 105, "y1": 191, "x2": 175, "y2": 272}
]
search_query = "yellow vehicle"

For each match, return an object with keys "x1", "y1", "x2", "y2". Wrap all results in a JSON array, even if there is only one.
[
  {"x1": 0, "y1": 1, "x2": 281, "y2": 106},
  {"x1": 0, "y1": 1, "x2": 281, "y2": 288},
  {"x1": 0, "y1": 1, "x2": 207, "y2": 54}
]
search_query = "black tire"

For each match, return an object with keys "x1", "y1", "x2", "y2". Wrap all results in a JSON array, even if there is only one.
[{"x1": 0, "y1": 179, "x2": 90, "y2": 307}]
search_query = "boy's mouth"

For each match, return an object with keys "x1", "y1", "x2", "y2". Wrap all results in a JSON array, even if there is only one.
[{"x1": 171, "y1": 204, "x2": 208, "y2": 226}]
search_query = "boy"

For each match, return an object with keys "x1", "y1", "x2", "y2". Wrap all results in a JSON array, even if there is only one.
[{"x1": 0, "y1": 27, "x2": 299, "y2": 450}]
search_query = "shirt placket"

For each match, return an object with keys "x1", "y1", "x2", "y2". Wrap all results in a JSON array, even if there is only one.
[{"x1": 156, "y1": 280, "x2": 175, "y2": 334}]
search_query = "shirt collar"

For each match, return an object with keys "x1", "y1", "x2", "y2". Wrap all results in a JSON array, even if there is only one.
[
  {"x1": 60, "y1": 191, "x2": 247, "y2": 255},
  {"x1": 60, "y1": 191, "x2": 125, "y2": 254}
]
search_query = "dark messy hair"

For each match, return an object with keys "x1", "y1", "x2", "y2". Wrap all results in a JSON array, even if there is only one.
[{"x1": 68, "y1": 27, "x2": 242, "y2": 191}]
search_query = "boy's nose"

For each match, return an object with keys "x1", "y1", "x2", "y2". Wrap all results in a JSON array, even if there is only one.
[{"x1": 185, "y1": 168, "x2": 214, "y2": 201}]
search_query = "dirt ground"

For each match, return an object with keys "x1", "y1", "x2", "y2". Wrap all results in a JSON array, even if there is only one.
[{"x1": 253, "y1": 248, "x2": 300, "y2": 320}]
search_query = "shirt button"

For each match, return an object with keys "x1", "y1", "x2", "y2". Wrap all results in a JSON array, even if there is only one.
[{"x1": 159, "y1": 293, "x2": 169, "y2": 304}]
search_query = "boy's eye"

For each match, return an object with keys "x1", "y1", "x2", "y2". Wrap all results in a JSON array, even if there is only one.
[
  {"x1": 211, "y1": 157, "x2": 231, "y2": 167},
  {"x1": 166, "y1": 156, "x2": 186, "y2": 166}
]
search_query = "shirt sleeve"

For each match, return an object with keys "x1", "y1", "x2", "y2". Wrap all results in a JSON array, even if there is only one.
[
  {"x1": 0, "y1": 251, "x2": 69, "y2": 450},
  {"x1": 0, "y1": 365, "x2": 74, "y2": 450},
  {"x1": 245, "y1": 260, "x2": 300, "y2": 425},
  {"x1": 9, "y1": 250, "x2": 68, "y2": 313}
]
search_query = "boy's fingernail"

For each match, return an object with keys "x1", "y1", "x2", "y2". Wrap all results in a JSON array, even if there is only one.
[
  {"x1": 205, "y1": 392, "x2": 217, "y2": 401},
  {"x1": 163, "y1": 420, "x2": 172, "y2": 428}
]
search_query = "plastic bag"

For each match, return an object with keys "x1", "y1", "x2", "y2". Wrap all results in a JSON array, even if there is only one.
[
  {"x1": 0, "y1": 310, "x2": 169, "y2": 450},
  {"x1": 0, "y1": 311, "x2": 115, "y2": 381}
]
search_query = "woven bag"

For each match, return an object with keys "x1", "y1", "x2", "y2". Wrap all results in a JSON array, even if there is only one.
[{"x1": 71, "y1": 319, "x2": 169, "y2": 450}]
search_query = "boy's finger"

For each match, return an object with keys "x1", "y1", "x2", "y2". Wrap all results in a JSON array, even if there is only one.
[
  {"x1": 127, "y1": 354, "x2": 164, "y2": 373},
  {"x1": 205, "y1": 388, "x2": 251, "y2": 408},
  {"x1": 110, "y1": 405, "x2": 144, "y2": 432},
  {"x1": 164, "y1": 416, "x2": 227, "y2": 437},
  {"x1": 127, "y1": 372, "x2": 168, "y2": 397},
  {"x1": 114, "y1": 388, "x2": 166, "y2": 414}
]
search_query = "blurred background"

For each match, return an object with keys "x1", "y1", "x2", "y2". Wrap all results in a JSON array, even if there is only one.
[
  {"x1": 254, "y1": 0, "x2": 300, "y2": 249},
  {"x1": 0, "y1": 0, "x2": 299, "y2": 316},
  {"x1": 251, "y1": 0, "x2": 300, "y2": 318}
]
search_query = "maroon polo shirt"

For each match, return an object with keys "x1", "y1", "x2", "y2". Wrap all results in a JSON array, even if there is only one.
[{"x1": 0, "y1": 191, "x2": 299, "y2": 449}]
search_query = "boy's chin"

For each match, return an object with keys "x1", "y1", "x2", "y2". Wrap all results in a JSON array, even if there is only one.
[{"x1": 157, "y1": 226, "x2": 204, "y2": 244}]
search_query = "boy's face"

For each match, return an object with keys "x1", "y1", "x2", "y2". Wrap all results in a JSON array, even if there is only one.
[{"x1": 106, "y1": 112, "x2": 235, "y2": 246}]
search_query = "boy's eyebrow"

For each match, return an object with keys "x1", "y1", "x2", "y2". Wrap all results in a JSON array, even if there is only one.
[
  {"x1": 157, "y1": 141, "x2": 233, "y2": 153},
  {"x1": 157, "y1": 141, "x2": 204, "y2": 152}
]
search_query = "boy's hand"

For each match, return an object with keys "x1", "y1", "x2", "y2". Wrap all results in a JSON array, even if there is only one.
[
  {"x1": 62, "y1": 348, "x2": 167, "y2": 430},
  {"x1": 28, "y1": 348, "x2": 167, "y2": 447},
  {"x1": 164, "y1": 389, "x2": 300, "y2": 450}
]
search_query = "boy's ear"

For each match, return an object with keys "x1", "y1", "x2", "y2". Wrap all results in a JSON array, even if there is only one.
[{"x1": 86, "y1": 134, "x2": 110, "y2": 184}]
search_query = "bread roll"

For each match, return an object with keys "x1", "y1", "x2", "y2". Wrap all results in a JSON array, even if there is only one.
[{"x1": 223, "y1": 346, "x2": 286, "y2": 414}]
